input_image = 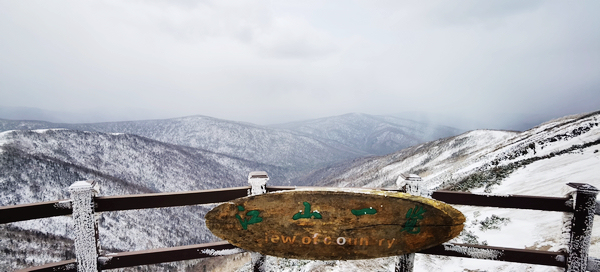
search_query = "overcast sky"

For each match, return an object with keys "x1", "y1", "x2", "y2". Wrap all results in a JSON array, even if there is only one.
[{"x1": 1, "y1": 1, "x2": 599, "y2": 129}]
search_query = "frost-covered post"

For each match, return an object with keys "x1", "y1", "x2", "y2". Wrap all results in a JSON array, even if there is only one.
[
  {"x1": 69, "y1": 180, "x2": 100, "y2": 272},
  {"x1": 395, "y1": 174, "x2": 427, "y2": 272},
  {"x1": 395, "y1": 253, "x2": 415, "y2": 272},
  {"x1": 248, "y1": 171, "x2": 269, "y2": 272},
  {"x1": 248, "y1": 171, "x2": 268, "y2": 196},
  {"x1": 566, "y1": 183, "x2": 598, "y2": 272}
]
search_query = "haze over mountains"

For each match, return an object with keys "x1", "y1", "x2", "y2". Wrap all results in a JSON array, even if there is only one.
[
  {"x1": 1, "y1": 110, "x2": 599, "y2": 271},
  {"x1": 0, "y1": 106, "x2": 560, "y2": 132},
  {"x1": 0, "y1": 113, "x2": 461, "y2": 180},
  {"x1": 272, "y1": 113, "x2": 460, "y2": 156}
]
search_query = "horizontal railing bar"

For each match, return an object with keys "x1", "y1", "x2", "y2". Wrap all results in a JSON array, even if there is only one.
[
  {"x1": 266, "y1": 185, "x2": 298, "y2": 192},
  {"x1": 430, "y1": 190, "x2": 573, "y2": 212},
  {"x1": 420, "y1": 243, "x2": 566, "y2": 268},
  {"x1": 17, "y1": 241, "x2": 568, "y2": 271},
  {"x1": 268, "y1": 186, "x2": 574, "y2": 212},
  {"x1": 0, "y1": 199, "x2": 72, "y2": 224},
  {"x1": 99, "y1": 241, "x2": 241, "y2": 270},
  {"x1": 16, "y1": 259, "x2": 77, "y2": 272},
  {"x1": 95, "y1": 186, "x2": 251, "y2": 212},
  {"x1": 16, "y1": 241, "x2": 240, "y2": 271},
  {"x1": 0, "y1": 185, "x2": 574, "y2": 224}
]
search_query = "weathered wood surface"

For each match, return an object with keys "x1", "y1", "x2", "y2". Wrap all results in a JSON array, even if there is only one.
[{"x1": 206, "y1": 189, "x2": 465, "y2": 260}]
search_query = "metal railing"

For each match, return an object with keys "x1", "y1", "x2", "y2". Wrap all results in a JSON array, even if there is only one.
[{"x1": 1, "y1": 182, "x2": 598, "y2": 272}]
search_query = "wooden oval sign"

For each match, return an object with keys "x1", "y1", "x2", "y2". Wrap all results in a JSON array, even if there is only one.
[{"x1": 205, "y1": 189, "x2": 465, "y2": 260}]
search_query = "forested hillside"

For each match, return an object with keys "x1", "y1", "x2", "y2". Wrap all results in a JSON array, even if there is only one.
[{"x1": 0, "y1": 129, "x2": 289, "y2": 270}]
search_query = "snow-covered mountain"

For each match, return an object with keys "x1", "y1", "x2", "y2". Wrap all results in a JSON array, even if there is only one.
[
  {"x1": 0, "y1": 118, "x2": 59, "y2": 132},
  {"x1": 290, "y1": 110, "x2": 600, "y2": 271},
  {"x1": 271, "y1": 113, "x2": 461, "y2": 156},
  {"x1": 68, "y1": 116, "x2": 369, "y2": 170},
  {"x1": 0, "y1": 129, "x2": 292, "y2": 270},
  {"x1": 2, "y1": 110, "x2": 598, "y2": 271},
  {"x1": 0, "y1": 113, "x2": 463, "y2": 270},
  {"x1": 0, "y1": 113, "x2": 462, "y2": 172},
  {"x1": 305, "y1": 111, "x2": 599, "y2": 191}
]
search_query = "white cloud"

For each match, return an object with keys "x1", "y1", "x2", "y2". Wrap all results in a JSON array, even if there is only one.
[
  {"x1": 253, "y1": 15, "x2": 339, "y2": 59},
  {"x1": 0, "y1": 1, "x2": 598, "y2": 128}
]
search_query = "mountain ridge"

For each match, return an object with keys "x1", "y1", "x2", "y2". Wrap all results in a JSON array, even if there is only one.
[
  {"x1": 271, "y1": 112, "x2": 462, "y2": 155},
  {"x1": 0, "y1": 113, "x2": 463, "y2": 174},
  {"x1": 0, "y1": 128, "x2": 297, "y2": 270},
  {"x1": 292, "y1": 110, "x2": 600, "y2": 271}
]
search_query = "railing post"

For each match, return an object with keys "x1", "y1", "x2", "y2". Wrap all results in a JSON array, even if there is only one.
[
  {"x1": 395, "y1": 253, "x2": 415, "y2": 272},
  {"x1": 566, "y1": 183, "x2": 598, "y2": 272},
  {"x1": 395, "y1": 174, "x2": 427, "y2": 272},
  {"x1": 248, "y1": 171, "x2": 269, "y2": 272},
  {"x1": 69, "y1": 180, "x2": 100, "y2": 272}
]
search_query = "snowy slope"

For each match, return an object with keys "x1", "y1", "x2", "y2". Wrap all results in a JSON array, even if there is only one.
[
  {"x1": 305, "y1": 111, "x2": 599, "y2": 191},
  {"x1": 297, "y1": 129, "x2": 518, "y2": 188},
  {"x1": 284, "y1": 110, "x2": 600, "y2": 272}
]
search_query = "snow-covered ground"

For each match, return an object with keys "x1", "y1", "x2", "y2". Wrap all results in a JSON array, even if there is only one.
[
  {"x1": 294, "y1": 111, "x2": 600, "y2": 271},
  {"x1": 417, "y1": 147, "x2": 600, "y2": 271},
  {"x1": 418, "y1": 115, "x2": 599, "y2": 271}
]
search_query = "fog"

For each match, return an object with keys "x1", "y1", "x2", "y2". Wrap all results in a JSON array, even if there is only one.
[{"x1": 1, "y1": 1, "x2": 598, "y2": 130}]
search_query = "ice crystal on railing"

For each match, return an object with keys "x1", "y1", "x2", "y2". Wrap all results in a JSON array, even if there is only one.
[{"x1": 69, "y1": 181, "x2": 99, "y2": 272}]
